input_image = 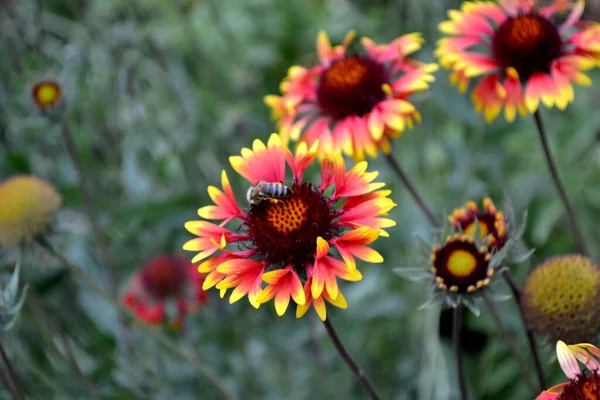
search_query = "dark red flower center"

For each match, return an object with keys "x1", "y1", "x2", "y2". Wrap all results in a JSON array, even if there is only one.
[
  {"x1": 246, "y1": 182, "x2": 335, "y2": 270},
  {"x1": 432, "y1": 238, "x2": 492, "y2": 293},
  {"x1": 560, "y1": 373, "x2": 600, "y2": 400},
  {"x1": 457, "y1": 214, "x2": 506, "y2": 250},
  {"x1": 141, "y1": 257, "x2": 187, "y2": 299},
  {"x1": 317, "y1": 55, "x2": 389, "y2": 120},
  {"x1": 492, "y1": 13, "x2": 563, "y2": 80}
]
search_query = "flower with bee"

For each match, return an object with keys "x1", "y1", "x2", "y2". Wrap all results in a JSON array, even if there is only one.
[{"x1": 183, "y1": 133, "x2": 395, "y2": 320}]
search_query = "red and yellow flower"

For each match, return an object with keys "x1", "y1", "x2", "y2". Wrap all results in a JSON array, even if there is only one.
[
  {"x1": 265, "y1": 30, "x2": 437, "y2": 161},
  {"x1": 436, "y1": 0, "x2": 600, "y2": 122},
  {"x1": 184, "y1": 133, "x2": 395, "y2": 320},
  {"x1": 31, "y1": 80, "x2": 63, "y2": 112},
  {"x1": 537, "y1": 340, "x2": 600, "y2": 399},
  {"x1": 448, "y1": 197, "x2": 507, "y2": 250},
  {"x1": 123, "y1": 255, "x2": 207, "y2": 330}
]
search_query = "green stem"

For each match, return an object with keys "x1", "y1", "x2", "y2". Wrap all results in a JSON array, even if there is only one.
[
  {"x1": 385, "y1": 154, "x2": 442, "y2": 228},
  {"x1": 482, "y1": 294, "x2": 536, "y2": 393},
  {"x1": 533, "y1": 110, "x2": 587, "y2": 254},
  {"x1": 502, "y1": 270, "x2": 546, "y2": 392},
  {"x1": 322, "y1": 317, "x2": 381, "y2": 400},
  {"x1": 37, "y1": 239, "x2": 237, "y2": 400},
  {"x1": 453, "y1": 307, "x2": 467, "y2": 400}
]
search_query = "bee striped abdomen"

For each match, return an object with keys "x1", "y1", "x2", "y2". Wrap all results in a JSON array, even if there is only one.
[{"x1": 264, "y1": 182, "x2": 292, "y2": 197}]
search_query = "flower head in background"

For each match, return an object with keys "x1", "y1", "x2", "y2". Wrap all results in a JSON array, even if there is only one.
[
  {"x1": 123, "y1": 255, "x2": 207, "y2": 330},
  {"x1": 395, "y1": 201, "x2": 522, "y2": 315},
  {"x1": 521, "y1": 254, "x2": 600, "y2": 344},
  {"x1": 31, "y1": 80, "x2": 63, "y2": 112},
  {"x1": 449, "y1": 197, "x2": 507, "y2": 250},
  {"x1": 184, "y1": 133, "x2": 395, "y2": 320},
  {"x1": 537, "y1": 340, "x2": 600, "y2": 399},
  {"x1": 265, "y1": 30, "x2": 437, "y2": 161},
  {"x1": 0, "y1": 176, "x2": 62, "y2": 247},
  {"x1": 436, "y1": 0, "x2": 600, "y2": 122}
]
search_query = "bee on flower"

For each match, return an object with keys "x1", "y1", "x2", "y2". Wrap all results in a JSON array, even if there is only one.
[
  {"x1": 183, "y1": 133, "x2": 395, "y2": 320},
  {"x1": 265, "y1": 30, "x2": 438, "y2": 161},
  {"x1": 436, "y1": 0, "x2": 600, "y2": 122}
]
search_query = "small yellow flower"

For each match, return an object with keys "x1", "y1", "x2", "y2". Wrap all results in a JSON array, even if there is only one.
[
  {"x1": 522, "y1": 255, "x2": 600, "y2": 344},
  {"x1": 31, "y1": 80, "x2": 63, "y2": 111},
  {"x1": 0, "y1": 176, "x2": 62, "y2": 247}
]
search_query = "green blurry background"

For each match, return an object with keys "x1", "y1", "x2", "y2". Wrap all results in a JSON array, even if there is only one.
[{"x1": 1, "y1": 0, "x2": 600, "y2": 398}]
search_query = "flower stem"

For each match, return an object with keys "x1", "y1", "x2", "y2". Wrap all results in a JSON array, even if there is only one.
[
  {"x1": 482, "y1": 294, "x2": 536, "y2": 393},
  {"x1": 36, "y1": 239, "x2": 238, "y2": 400},
  {"x1": 453, "y1": 306, "x2": 467, "y2": 400},
  {"x1": 0, "y1": 341, "x2": 24, "y2": 400},
  {"x1": 322, "y1": 317, "x2": 381, "y2": 400},
  {"x1": 385, "y1": 154, "x2": 441, "y2": 228},
  {"x1": 55, "y1": 118, "x2": 132, "y2": 355},
  {"x1": 533, "y1": 110, "x2": 587, "y2": 254},
  {"x1": 502, "y1": 270, "x2": 545, "y2": 392}
]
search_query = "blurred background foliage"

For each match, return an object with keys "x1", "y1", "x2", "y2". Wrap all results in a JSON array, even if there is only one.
[{"x1": 1, "y1": 0, "x2": 600, "y2": 399}]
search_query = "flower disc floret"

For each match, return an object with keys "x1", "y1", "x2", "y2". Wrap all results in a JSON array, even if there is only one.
[
  {"x1": 436, "y1": 0, "x2": 600, "y2": 122},
  {"x1": 522, "y1": 255, "x2": 600, "y2": 344},
  {"x1": 0, "y1": 175, "x2": 62, "y2": 247},
  {"x1": 265, "y1": 30, "x2": 437, "y2": 161},
  {"x1": 246, "y1": 182, "x2": 335, "y2": 267},
  {"x1": 184, "y1": 134, "x2": 395, "y2": 320},
  {"x1": 431, "y1": 234, "x2": 493, "y2": 294}
]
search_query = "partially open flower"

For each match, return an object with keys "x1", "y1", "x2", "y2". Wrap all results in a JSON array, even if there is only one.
[
  {"x1": 0, "y1": 176, "x2": 62, "y2": 247},
  {"x1": 123, "y1": 255, "x2": 207, "y2": 330},
  {"x1": 396, "y1": 226, "x2": 512, "y2": 315},
  {"x1": 31, "y1": 80, "x2": 63, "y2": 112},
  {"x1": 449, "y1": 197, "x2": 507, "y2": 250},
  {"x1": 265, "y1": 30, "x2": 437, "y2": 161},
  {"x1": 522, "y1": 255, "x2": 600, "y2": 344},
  {"x1": 184, "y1": 133, "x2": 394, "y2": 320},
  {"x1": 436, "y1": 0, "x2": 600, "y2": 122},
  {"x1": 537, "y1": 340, "x2": 600, "y2": 399}
]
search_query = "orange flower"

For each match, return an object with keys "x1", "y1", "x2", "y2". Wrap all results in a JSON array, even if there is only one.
[
  {"x1": 436, "y1": 0, "x2": 600, "y2": 122},
  {"x1": 537, "y1": 340, "x2": 600, "y2": 399},
  {"x1": 265, "y1": 30, "x2": 437, "y2": 161},
  {"x1": 123, "y1": 255, "x2": 207, "y2": 330},
  {"x1": 184, "y1": 134, "x2": 395, "y2": 320}
]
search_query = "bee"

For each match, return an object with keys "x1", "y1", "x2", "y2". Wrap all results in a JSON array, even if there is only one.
[{"x1": 246, "y1": 180, "x2": 293, "y2": 205}]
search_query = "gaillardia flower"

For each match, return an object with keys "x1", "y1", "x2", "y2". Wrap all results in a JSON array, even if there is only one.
[
  {"x1": 123, "y1": 255, "x2": 207, "y2": 330},
  {"x1": 31, "y1": 80, "x2": 63, "y2": 112},
  {"x1": 265, "y1": 30, "x2": 438, "y2": 161},
  {"x1": 537, "y1": 340, "x2": 600, "y2": 399},
  {"x1": 0, "y1": 175, "x2": 62, "y2": 247},
  {"x1": 436, "y1": 0, "x2": 600, "y2": 122},
  {"x1": 396, "y1": 232, "x2": 507, "y2": 315},
  {"x1": 521, "y1": 255, "x2": 600, "y2": 344},
  {"x1": 449, "y1": 197, "x2": 507, "y2": 250},
  {"x1": 183, "y1": 133, "x2": 394, "y2": 320}
]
